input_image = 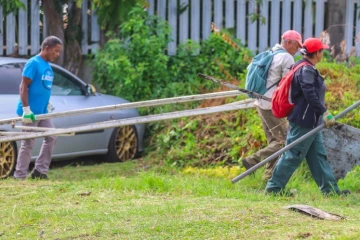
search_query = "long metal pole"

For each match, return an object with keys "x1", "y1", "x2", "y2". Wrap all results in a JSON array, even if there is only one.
[
  {"x1": 0, "y1": 130, "x2": 74, "y2": 137},
  {"x1": 231, "y1": 100, "x2": 360, "y2": 184},
  {"x1": 0, "y1": 100, "x2": 255, "y2": 143},
  {"x1": 0, "y1": 90, "x2": 249, "y2": 126}
]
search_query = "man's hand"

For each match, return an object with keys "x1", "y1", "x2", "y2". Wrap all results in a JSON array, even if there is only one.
[
  {"x1": 22, "y1": 106, "x2": 36, "y2": 123},
  {"x1": 323, "y1": 110, "x2": 335, "y2": 128},
  {"x1": 47, "y1": 103, "x2": 54, "y2": 113}
]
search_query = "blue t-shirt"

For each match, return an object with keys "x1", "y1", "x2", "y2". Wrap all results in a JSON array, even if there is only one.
[{"x1": 16, "y1": 55, "x2": 54, "y2": 115}]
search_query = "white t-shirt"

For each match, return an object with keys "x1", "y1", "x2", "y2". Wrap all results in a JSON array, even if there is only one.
[{"x1": 254, "y1": 44, "x2": 294, "y2": 110}]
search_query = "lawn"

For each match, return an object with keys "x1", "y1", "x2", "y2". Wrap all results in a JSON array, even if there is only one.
[{"x1": 0, "y1": 159, "x2": 359, "y2": 240}]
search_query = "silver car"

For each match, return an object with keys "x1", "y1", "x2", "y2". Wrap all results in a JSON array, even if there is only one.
[{"x1": 0, "y1": 57, "x2": 145, "y2": 178}]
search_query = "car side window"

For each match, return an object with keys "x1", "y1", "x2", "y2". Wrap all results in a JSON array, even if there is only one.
[
  {"x1": 52, "y1": 69, "x2": 83, "y2": 96},
  {"x1": 0, "y1": 63, "x2": 23, "y2": 94}
]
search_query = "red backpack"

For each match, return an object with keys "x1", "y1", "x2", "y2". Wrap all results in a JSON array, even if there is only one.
[{"x1": 271, "y1": 62, "x2": 311, "y2": 118}]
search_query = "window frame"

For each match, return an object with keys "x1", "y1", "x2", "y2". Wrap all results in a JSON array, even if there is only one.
[{"x1": 51, "y1": 66, "x2": 87, "y2": 96}]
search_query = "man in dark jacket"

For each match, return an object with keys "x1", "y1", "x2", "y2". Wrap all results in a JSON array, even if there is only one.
[{"x1": 265, "y1": 38, "x2": 350, "y2": 196}]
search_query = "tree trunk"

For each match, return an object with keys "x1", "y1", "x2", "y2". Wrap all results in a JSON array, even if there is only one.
[
  {"x1": 325, "y1": 0, "x2": 347, "y2": 57},
  {"x1": 43, "y1": 0, "x2": 82, "y2": 75},
  {"x1": 42, "y1": 0, "x2": 65, "y2": 66},
  {"x1": 63, "y1": 1, "x2": 82, "y2": 76}
]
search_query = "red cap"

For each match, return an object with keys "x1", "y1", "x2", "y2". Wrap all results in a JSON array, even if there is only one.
[
  {"x1": 282, "y1": 30, "x2": 303, "y2": 47},
  {"x1": 303, "y1": 38, "x2": 330, "y2": 53}
]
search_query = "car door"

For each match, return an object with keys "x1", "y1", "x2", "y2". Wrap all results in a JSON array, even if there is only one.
[
  {"x1": 0, "y1": 62, "x2": 29, "y2": 150},
  {"x1": 0, "y1": 62, "x2": 50, "y2": 159},
  {"x1": 47, "y1": 67, "x2": 113, "y2": 157}
]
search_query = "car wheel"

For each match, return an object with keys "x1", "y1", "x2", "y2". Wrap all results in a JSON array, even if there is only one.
[
  {"x1": 104, "y1": 125, "x2": 139, "y2": 162},
  {"x1": 0, "y1": 141, "x2": 17, "y2": 179}
]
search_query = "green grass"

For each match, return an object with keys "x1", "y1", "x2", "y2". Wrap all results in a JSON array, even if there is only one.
[{"x1": 0, "y1": 160, "x2": 359, "y2": 240}]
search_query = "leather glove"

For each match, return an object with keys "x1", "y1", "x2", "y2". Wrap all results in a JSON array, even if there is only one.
[
  {"x1": 323, "y1": 110, "x2": 335, "y2": 128},
  {"x1": 22, "y1": 106, "x2": 36, "y2": 123}
]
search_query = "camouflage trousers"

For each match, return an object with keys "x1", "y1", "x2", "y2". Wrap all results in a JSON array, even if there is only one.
[{"x1": 245, "y1": 106, "x2": 288, "y2": 180}]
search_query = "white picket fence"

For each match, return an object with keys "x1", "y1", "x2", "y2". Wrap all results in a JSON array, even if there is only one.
[
  {"x1": 0, "y1": 0, "x2": 359, "y2": 56},
  {"x1": 0, "y1": 0, "x2": 99, "y2": 56},
  {"x1": 345, "y1": 0, "x2": 360, "y2": 55}
]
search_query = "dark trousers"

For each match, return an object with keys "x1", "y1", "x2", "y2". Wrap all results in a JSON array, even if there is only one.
[{"x1": 266, "y1": 122, "x2": 339, "y2": 194}]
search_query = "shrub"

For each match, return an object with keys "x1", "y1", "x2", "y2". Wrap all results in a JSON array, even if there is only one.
[
  {"x1": 92, "y1": 5, "x2": 251, "y2": 112},
  {"x1": 92, "y1": 4, "x2": 360, "y2": 172},
  {"x1": 92, "y1": 5, "x2": 172, "y2": 103}
]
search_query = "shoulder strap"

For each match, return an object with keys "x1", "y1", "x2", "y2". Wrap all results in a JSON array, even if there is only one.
[
  {"x1": 292, "y1": 61, "x2": 312, "y2": 73},
  {"x1": 267, "y1": 62, "x2": 311, "y2": 90},
  {"x1": 268, "y1": 79, "x2": 282, "y2": 90},
  {"x1": 272, "y1": 48, "x2": 287, "y2": 54},
  {"x1": 265, "y1": 49, "x2": 289, "y2": 90}
]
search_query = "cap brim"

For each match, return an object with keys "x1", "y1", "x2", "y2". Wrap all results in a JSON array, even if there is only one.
[
  {"x1": 322, "y1": 44, "x2": 330, "y2": 50},
  {"x1": 296, "y1": 40, "x2": 303, "y2": 47}
]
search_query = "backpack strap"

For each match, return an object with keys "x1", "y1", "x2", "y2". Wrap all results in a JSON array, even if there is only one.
[
  {"x1": 292, "y1": 61, "x2": 312, "y2": 73},
  {"x1": 268, "y1": 61, "x2": 312, "y2": 91},
  {"x1": 267, "y1": 79, "x2": 281, "y2": 90},
  {"x1": 271, "y1": 48, "x2": 287, "y2": 54},
  {"x1": 265, "y1": 49, "x2": 289, "y2": 91}
]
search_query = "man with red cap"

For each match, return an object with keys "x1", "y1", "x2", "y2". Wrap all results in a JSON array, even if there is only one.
[
  {"x1": 265, "y1": 38, "x2": 350, "y2": 196},
  {"x1": 242, "y1": 30, "x2": 302, "y2": 180}
]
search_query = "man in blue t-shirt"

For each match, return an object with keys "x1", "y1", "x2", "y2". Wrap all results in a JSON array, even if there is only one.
[{"x1": 14, "y1": 36, "x2": 63, "y2": 180}]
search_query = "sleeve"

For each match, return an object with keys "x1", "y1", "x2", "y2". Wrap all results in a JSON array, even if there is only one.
[
  {"x1": 281, "y1": 54, "x2": 295, "y2": 77},
  {"x1": 22, "y1": 59, "x2": 37, "y2": 81},
  {"x1": 299, "y1": 66, "x2": 327, "y2": 114}
]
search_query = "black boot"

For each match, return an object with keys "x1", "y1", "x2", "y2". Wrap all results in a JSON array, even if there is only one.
[
  {"x1": 242, "y1": 158, "x2": 253, "y2": 170},
  {"x1": 338, "y1": 190, "x2": 351, "y2": 196},
  {"x1": 30, "y1": 169, "x2": 48, "y2": 180}
]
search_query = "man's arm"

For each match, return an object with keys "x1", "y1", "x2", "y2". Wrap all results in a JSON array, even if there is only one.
[
  {"x1": 19, "y1": 76, "x2": 36, "y2": 123},
  {"x1": 19, "y1": 76, "x2": 32, "y2": 107}
]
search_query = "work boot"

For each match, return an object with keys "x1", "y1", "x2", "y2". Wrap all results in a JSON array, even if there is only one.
[
  {"x1": 265, "y1": 189, "x2": 294, "y2": 197},
  {"x1": 29, "y1": 169, "x2": 48, "y2": 180},
  {"x1": 323, "y1": 189, "x2": 351, "y2": 196},
  {"x1": 337, "y1": 190, "x2": 351, "y2": 196},
  {"x1": 242, "y1": 158, "x2": 253, "y2": 170}
]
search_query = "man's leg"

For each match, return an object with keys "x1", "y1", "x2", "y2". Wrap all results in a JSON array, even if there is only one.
[
  {"x1": 244, "y1": 107, "x2": 288, "y2": 179},
  {"x1": 33, "y1": 119, "x2": 57, "y2": 175},
  {"x1": 265, "y1": 122, "x2": 314, "y2": 193},
  {"x1": 305, "y1": 132, "x2": 340, "y2": 194},
  {"x1": 14, "y1": 122, "x2": 38, "y2": 179},
  {"x1": 261, "y1": 109, "x2": 288, "y2": 180}
]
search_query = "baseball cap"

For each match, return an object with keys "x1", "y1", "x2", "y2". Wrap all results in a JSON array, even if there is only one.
[
  {"x1": 282, "y1": 30, "x2": 303, "y2": 47},
  {"x1": 302, "y1": 38, "x2": 330, "y2": 53}
]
